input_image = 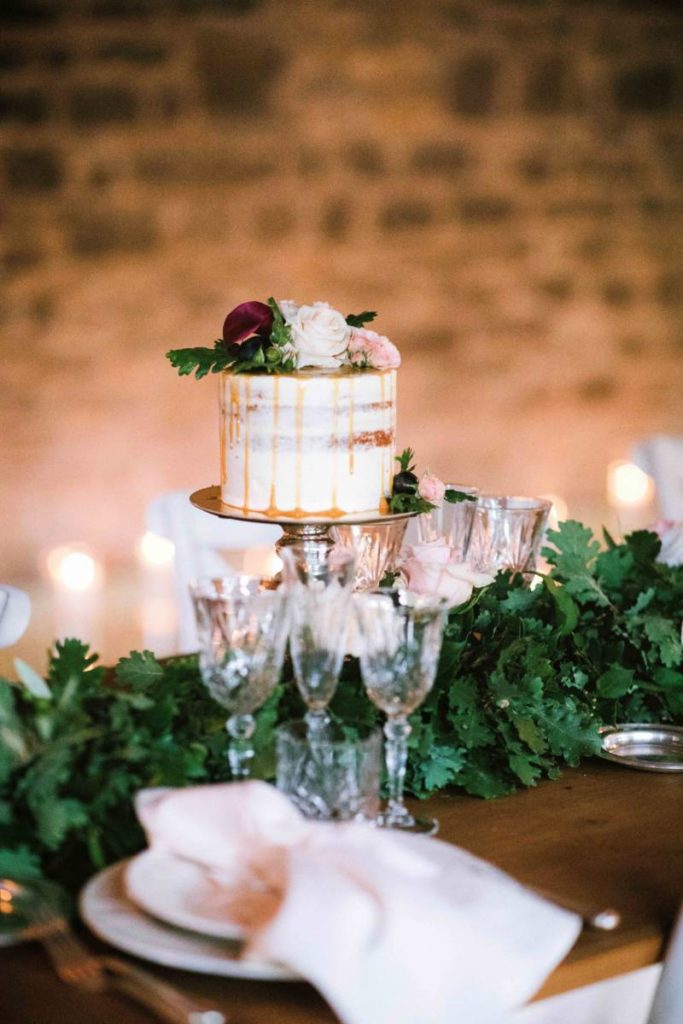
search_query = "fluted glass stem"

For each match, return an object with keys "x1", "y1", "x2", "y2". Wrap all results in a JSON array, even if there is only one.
[
  {"x1": 227, "y1": 713, "x2": 255, "y2": 779},
  {"x1": 383, "y1": 716, "x2": 412, "y2": 825}
]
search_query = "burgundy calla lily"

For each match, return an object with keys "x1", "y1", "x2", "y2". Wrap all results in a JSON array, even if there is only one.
[{"x1": 222, "y1": 301, "x2": 273, "y2": 348}]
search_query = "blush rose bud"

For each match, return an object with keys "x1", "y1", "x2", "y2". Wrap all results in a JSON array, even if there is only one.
[{"x1": 418, "y1": 473, "x2": 446, "y2": 504}]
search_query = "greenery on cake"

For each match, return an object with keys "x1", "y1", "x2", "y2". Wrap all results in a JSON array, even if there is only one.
[
  {"x1": 166, "y1": 298, "x2": 400, "y2": 378},
  {"x1": 389, "y1": 447, "x2": 477, "y2": 515},
  {"x1": 0, "y1": 523, "x2": 681, "y2": 889}
]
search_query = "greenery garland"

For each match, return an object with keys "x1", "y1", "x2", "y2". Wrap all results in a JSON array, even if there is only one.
[{"x1": 0, "y1": 522, "x2": 681, "y2": 891}]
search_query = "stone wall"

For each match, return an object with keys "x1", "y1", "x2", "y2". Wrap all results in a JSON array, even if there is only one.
[{"x1": 1, "y1": 0, "x2": 682, "y2": 579}]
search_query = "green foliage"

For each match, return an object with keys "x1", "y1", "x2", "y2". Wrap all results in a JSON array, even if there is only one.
[
  {"x1": 444, "y1": 489, "x2": 477, "y2": 505},
  {"x1": 345, "y1": 311, "x2": 377, "y2": 328},
  {"x1": 0, "y1": 523, "x2": 680, "y2": 892},
  {"x1": 166, "y1": 298, "x2": 297, "y2": 378},
  {"x1": 166, "y1": 341, "x2": 232, "y2": 380},
  {"x1": 389, "y1": 447, "x2": 433, "y2": 514}
]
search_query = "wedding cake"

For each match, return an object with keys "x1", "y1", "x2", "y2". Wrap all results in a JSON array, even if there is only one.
[{"x1": 168, "y1": 298, "x2": 401, "y2": 520}]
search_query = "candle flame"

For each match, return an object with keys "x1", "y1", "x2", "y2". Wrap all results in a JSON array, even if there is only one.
[
  {"x1": 46, "y1": 545, "x2": 100, "y2": 592},
  {"x1": 607, "y1": 461, "x2": 654, "y2": 508}
]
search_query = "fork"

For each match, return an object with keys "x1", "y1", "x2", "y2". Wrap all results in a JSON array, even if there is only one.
[{"x1": 33, "y1": 908, "x2": 226, "y2": 1024}]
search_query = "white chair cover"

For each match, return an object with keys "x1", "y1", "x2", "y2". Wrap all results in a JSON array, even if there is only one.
[
  {"x1": 631, "y1": 436, "x2": 683, "y2": 520},
  {"x1": 146, "y1": 491, "x2": 281, "y2": 653},
  {"x1": 0, "y1": 585, "x2": 31, "y2": 648}
]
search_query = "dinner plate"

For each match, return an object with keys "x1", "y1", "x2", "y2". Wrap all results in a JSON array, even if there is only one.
[
  {"x1": 126, "y1": 848, "x2": 245, "y2": 941},
  {"x1": 599, "y1": 723, "x2": 683, "y2": 772},
  {"x1": 79, "y1": 860, "x2": 296, "y2": 981}
]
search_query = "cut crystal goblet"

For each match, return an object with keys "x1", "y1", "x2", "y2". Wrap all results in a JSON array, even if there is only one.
[
  {"x1": 354, "y1": 589, "x2": 447, "y2": 835},
  {"x1": 190, "y1": 575, "x2": 290, "y2": 779}
]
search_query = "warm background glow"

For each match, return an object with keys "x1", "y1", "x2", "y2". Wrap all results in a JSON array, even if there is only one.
[{"x1": 1, "y1": 0, "x2": 681, "y2": 667}]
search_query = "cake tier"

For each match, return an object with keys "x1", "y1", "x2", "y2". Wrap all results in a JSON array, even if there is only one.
[{"x1": 219, "y1": 369, "x2": 397, "y2": 519}]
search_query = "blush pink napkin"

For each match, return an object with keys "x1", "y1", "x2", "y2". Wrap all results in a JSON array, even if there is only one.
[{"x1": 135, "y1": 781, "x2": 581, "y2": 1024}]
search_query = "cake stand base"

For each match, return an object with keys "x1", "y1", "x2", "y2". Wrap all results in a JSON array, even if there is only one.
[{"x1": 190, "y1": 486, "x2": 414, "y2": 569}]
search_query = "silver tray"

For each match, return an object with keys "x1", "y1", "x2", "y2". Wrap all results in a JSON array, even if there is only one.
[{"x1": 599, "y1": 723, "x2": 683, "y2": 773}]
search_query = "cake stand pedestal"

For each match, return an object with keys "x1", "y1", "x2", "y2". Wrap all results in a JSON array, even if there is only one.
[{"x1": 189, "y1": 486, "x2": 414, "y2": 582}]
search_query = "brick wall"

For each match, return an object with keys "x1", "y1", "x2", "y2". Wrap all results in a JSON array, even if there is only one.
[{"x1": 1, "y1": 0, "x2": 682, "y2": 579}]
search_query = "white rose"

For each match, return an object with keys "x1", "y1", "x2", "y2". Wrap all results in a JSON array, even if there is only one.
[
  {"x1": 289, "y1": 302, "x2": 350, "y2": 369},
  {"x1": 278, "y1": 299, "x2": 299, "y2": 323}
]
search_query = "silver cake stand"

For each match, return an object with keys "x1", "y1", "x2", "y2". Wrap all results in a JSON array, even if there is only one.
[{"x1": 190, "y1": 486, "x2": 414, "y2": 584}]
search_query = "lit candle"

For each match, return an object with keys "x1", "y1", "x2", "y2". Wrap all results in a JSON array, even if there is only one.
[
  {"x1": 46, "y1": 544, "x2": 104, "y2": 646},
  {"x1": 607, "y1": 460, "x2": 656, "y2": 536}
]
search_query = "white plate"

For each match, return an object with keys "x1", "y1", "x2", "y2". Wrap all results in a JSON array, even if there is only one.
[
  {"x1": 126, "y1": 848, "x2": 245, "y2": 941},
  {"x1": 79, "y1": 860, "x2": 296, "y2": 981}
]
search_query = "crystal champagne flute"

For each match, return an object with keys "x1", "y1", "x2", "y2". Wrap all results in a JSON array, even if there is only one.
[
  {"x1": 279, "y1": 542, "x2": 356, "y2": 741},
  {"x1": 354, "y1": 590, "x2": 447, "y2": 834},
  {"x1": 190, "y1": 575, "x2": 290, "y2": 779}
]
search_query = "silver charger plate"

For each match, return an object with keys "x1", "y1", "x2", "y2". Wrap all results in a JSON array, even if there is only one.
[{"x1": 599, "y1": 723, "x2": 683, "y2": 773}]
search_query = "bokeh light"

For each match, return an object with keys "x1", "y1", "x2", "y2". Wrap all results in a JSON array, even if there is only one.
[
  {"x1": 46, "y1": 545, "x2": 101, "y2": 591},
  {"x1": 137, "y1": 531, "x2": 176, "y2": 567},
  {"x1": 607, "y1": 461, "x2": 655, "y2": 509}
]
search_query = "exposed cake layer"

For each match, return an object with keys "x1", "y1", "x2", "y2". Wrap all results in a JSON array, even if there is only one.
[{"x1": 219, "y1": 369, "x2": 397, "y2": 519}]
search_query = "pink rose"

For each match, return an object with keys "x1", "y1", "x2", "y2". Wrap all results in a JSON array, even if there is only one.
[
  {"x1": 401, "y1": 538, "x2": 494, "y2": 608},
  {"x1": 418, "y1": 473, "x2": 446, "y2": 504},
  {"x1": 348, "y1": 328, "x2": 401, "y2": 370}
]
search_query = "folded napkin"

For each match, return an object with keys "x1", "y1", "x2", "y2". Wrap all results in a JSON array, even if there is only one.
[{"x1": 135, "y1": 782, "x2": 581, "y2": 1024}]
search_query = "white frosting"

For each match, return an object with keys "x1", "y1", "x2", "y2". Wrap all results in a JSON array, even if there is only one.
[{"x1": 219, "y1": 369, "x2": 397, "y2": 519}]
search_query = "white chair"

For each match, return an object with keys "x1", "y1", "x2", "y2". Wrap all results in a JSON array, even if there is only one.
[
  {"x1": 0, "y1": 585, "x2": 31, "y2": 648},
  {"x1": 146, "y1": 491, "x2": 281, "y2": 653},
  {"x1": 631, "y1": 436, "x2": 683, "y2": 520},
  {"x1": 646, "y1": 902, "x2": 683, "y2": 1024}
]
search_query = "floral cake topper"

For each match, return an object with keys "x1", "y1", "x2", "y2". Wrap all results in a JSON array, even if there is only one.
[{"x1": 167, "y1": 298, "x2": 400, "y2": 377}]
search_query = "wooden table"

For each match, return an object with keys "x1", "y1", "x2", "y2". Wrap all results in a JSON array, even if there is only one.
[{"x1": 1, "y1": 761, "x2": 681, "y2": 1023}]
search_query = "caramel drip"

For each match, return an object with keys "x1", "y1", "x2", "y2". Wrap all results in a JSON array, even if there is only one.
[
  {"x1": 228, "y1": 376, "x2": 240, "y2": 448},
  {"x1": 348, "y1": 375, "x2": 355, "y2": 474},
  {"x1": 266, "y1": 377, "x2": 280, "y2": 517},
  {"x1": 242, "y1": 377, "x2": 251, "y2": 514},
  {"x1": 379, "y1": 373, "x2": 386, "y2": 497},
  {"x1": 331, "y1": 377, "x2": 339, "y2": 510},
  {"x1": 219, "y1": 376, "x2": 227, "y2": 488},
  {"x1": 294, "y1": 379, "x2": 305, "y2": 510}
]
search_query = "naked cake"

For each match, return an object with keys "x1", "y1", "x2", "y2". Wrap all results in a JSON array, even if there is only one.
[{"x1": 168, "y1": 297, "x2": 401, "y2": 520}]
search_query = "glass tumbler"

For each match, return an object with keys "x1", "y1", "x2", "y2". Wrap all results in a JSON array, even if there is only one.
[
  {"x1": 190, "y1": 575, "x2": 290, "y2": 780},
  {"x1": 415, "y1": 483, "x2": 479, "y2": 558},
  {"x1": 467, "y1": 496, "x2": 551, "y2": 576},
  {"x1": 331, "y1": 518, "x2": 410, "y2": 591},
  {"x1": 276, "y1": 721, "x2": 382, "y2": 821}
]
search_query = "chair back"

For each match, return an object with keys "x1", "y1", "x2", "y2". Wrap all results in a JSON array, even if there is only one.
[
  {"x1": 146, "y1": 492, "x2": 281, "y2": 652},
  {"x1": 631, "y1": 436, "x2": 683, "y2": 520},
  {"x1": 0, "y1": 585, "x2": 31, "y2": 648}
]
